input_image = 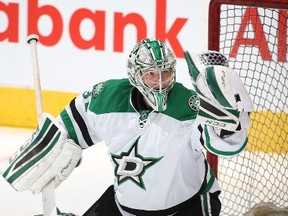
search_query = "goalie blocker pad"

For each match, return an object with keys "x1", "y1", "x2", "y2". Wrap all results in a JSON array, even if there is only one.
[
  {"x1": 184, "y1": 51, "x2": 254, "y2": 131},
  {"x1": 0, "y1": 113, "x2": 82, "y2": 193}
]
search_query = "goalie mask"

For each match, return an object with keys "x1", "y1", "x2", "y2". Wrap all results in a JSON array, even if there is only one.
[{"x1": 127, "y1": 38, "x2": 176, "y2": 112}]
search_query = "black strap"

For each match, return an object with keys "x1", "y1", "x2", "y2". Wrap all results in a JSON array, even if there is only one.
[
  {"x1": 120, "y1": 179, "x2": 207, "y2": 216},
  {"x1": 82, "y1": 185, "x2": 122, "y2": 216}
]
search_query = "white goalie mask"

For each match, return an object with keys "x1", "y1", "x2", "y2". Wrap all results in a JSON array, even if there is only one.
[{"x1": 127, "y1": 38, "x2": 176, "y2": 112}]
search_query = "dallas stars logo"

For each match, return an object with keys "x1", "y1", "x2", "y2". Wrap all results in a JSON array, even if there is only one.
[
  {"x1": 111, "y1": 137, "x2": 163, "y2": 190},
  {"x1": 188, "y1": 94, "x2": 200, "y2": 111}
]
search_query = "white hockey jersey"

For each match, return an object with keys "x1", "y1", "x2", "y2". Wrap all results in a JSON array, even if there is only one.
[{"x1": 57, "y1": 78, "x2": 249, "y2": 213}]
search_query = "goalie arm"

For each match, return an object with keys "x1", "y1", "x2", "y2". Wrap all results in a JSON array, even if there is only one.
[
  {"x1": 184, "y1": 50, "x2": 254, "y2": 157},
  {"x1": 184, "y1": 50, "x2": 254, "y2": 131},
  {"x1": 0, "y1": 113, "x2": 82, "y2": 193},
  {"x1": 192, "y1": 111, "x2": 251, "y2": 158}
]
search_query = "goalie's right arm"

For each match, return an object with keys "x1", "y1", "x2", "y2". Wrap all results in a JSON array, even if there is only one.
[{"x1": 0, "y1": 113, "x2": 82, "y2": 193}]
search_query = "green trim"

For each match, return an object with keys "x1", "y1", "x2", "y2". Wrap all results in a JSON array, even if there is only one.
[
  {"x1": 202, "y1": 193, "x2": 210, "y2": 216},
  {"x1": 184, "y1": 51, "x2": 200, "y2": 81},
  {"x1": 202, "y1": 168, "x2": 216, "y2": 194},
  {"x1": 7, "y1": 132, "x2": 61, "y2": 183},
  {"x1": 60, "y1": 109, "x2": 79, "y2": 144},
  {"x1": 204, "y1": 125, "x2": 248, "y2": 156},
  {"x1": 3, "y1": 118, "x2": 52, "y2": 178},
  {"x1": 150, "y1": 40, "x2": 163, "y2": 63},
  {"x1": 206, "y1": 66, "x2": 232, "y2": 108}
]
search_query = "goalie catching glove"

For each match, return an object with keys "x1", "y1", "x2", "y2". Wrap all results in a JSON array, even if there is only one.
[
  {"x1": 184, "y1": 50, "x2": 254, "y2": 131},
  {"x1": 0, "y1": 113, "x2": 82, "y2": 193}
]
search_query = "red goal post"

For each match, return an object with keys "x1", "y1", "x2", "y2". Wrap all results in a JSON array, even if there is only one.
[{"x1": 207, "y1": 0, "x2": 288, "y2": 215}]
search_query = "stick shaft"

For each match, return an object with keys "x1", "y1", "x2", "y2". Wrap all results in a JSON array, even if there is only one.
[
  {"x1": 29, "y1": 39, "x2": 43, "y2": 121},
  {"x1": 27, "y1": 35, "x2": 57, "y2": 216}
]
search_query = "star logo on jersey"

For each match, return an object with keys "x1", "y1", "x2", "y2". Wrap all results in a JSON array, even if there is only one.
[{"x1": 111, "y1": 137, "x2": 163, "y2": 190}]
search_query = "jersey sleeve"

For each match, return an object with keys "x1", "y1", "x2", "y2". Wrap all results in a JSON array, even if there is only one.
[
  {"x1": 57, "y1": 86, "x2": 102, "y2": 149},
  {"x1": 192, "y1": 111, "x2": 251, "y2": 157}
]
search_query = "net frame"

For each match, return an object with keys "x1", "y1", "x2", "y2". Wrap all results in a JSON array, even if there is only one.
[{"x1": 208, "y1": 0, "x2": 288, "y2": 215}]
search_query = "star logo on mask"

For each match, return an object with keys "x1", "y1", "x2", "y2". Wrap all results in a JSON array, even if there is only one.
[{"x1": 111, "y1": 137, "x2": 163, "y2": 190}]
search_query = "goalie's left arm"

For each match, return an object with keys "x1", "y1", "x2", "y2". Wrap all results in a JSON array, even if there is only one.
[
  {"x1": 195, "y1": 111, "x2": 251, "y2": 157},
  {"x1": 184, "y1": 50, "x2": 254, "y2": 131},
  {"x1": 184, "y1": 50, "x2": 254, "y2": 156}
]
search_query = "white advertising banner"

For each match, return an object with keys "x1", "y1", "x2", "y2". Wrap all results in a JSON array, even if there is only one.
[{"x1": 0, "y1": 0, "x2": 210, "y2": 93}]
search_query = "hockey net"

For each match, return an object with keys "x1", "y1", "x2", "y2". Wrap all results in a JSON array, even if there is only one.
[{"x1": 208, "y1": 0, "x2": 288, "y2": 215}]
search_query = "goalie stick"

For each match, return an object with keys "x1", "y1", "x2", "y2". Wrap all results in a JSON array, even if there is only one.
[{"x1": 27, "y1": 34, "x2": 57, "y2": 216}]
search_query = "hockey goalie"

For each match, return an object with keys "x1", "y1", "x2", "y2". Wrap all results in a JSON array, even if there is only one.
[{"x1": 1, "y1": 38, "x2": 253, "y2": 216}]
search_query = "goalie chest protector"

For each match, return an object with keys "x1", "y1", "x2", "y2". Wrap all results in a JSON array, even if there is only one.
[{"x1": 59, "y1": 78, "x2": 218, "y2": 212}]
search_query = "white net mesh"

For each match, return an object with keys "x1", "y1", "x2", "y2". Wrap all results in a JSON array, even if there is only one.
[{"x1": 211, "y1": 3, "x2": 288, "y2": 216}]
